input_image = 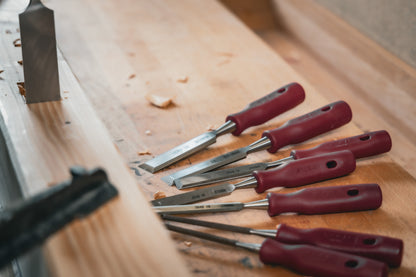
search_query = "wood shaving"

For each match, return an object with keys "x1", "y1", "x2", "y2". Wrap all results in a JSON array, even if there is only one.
[
  {"x1": 145, "y1": 130, "x2": 152, "y2": 136},
  {"x1": 128, "y1": 74, "x2": 136, "y2": 79},
  {"x1": 153, "y1": 191, "x2": 166, "y2": 200},
  {"x1": 17, "y1": 82, "x2": 26, "y2": 97},
  {"x1": 183, "y1": 241, "x2": 192, "y2": 247},
  {"x1": 5, "y1": 30, "x2": 12, "y2": 34},
  {"x1": 176, "y1": 76, "x2": 188, "y2": 83},
  {"x1": 64, "y1": 91, "x2": 69, "y2": 93},
  {"x1": 146, "y1": 94, "x2": 173, "y2": 108},
  {"x1": 137, "y1": 150, "x2": 151, "y2": 155},
  {"x1": 13, "y1": 38, "x2": 21, "y2": 47},
  {"x1": 17, "y1": 60, "x2": 23, "y2": 65}
]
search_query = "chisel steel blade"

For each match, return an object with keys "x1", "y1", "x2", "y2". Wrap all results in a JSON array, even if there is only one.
[
  {"x1": 162, "y1": 146, "x2": 250, "y2": 186},
  {"x1": 151, "y1": 183, "x2": 235, "y2": 206},
  {"x1": 139, "y1": 132, "x2": 217, "y2": 173},
  {"x1": 153, "y1": 202, "x2": 245, "y2": 215},
  {"x1": 19, "y1": 0, "x2": 61, "y2": 103},
  {"x1": 175, "y1": 163, "x2": 269, "y2": 189}
]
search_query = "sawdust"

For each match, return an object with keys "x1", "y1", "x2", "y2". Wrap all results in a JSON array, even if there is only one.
[
  {"x1": 17, "y1": 60, "x2": 23, "y2": 65},
  {"x1": 128, "y1": 74, "x2": 136, "y2": 79},
  {"x1": 13, "y1": 38, "x2": 21, "y2": 47},
  {"x1": 146, "y1": 94, "x2": 173, "y2": 108},
  {"x1": 17, "y1": 82, "x2": 25, "y2": 97},
  {"x1": 0, "y1": 70, "x2": 4, "y2": 74},
  {"x1": 145, "y1": 130, "x2": 152, "y2": 136},
  {"x1": 5, "y1": 30, "x2": 12, "y2": 34},
  {"x1": 137, "y1": 150, "x2": 151, "y2": 155},
  {"x1": 183, "y1": 241, "x2": 192, "y2": 247},
  {"x1": 176, "y1": 76, "x2": 188, "y2": 83},
  {"x1": 153, "y1": 191, "x2": 166, "y2": 200}
]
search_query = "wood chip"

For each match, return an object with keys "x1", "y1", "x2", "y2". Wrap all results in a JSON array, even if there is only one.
[
  {"x1": 128, "y1": 74, "x2": 136, "y2": 79},
  {"x1": 145, "y1": 130, "x2": 152, "y2": 136},
  {"x1": 137, "y1": 150, "x2": 151, "y2": 155},
  {"x1": 17, "y1": 82, "x2": 26, "y2": 97},
  {"x1": 146, "y1": 94, "x2": 173, "y2": 108},
  {"x1": 176, "y1": 76, "x2": 188, "y2": 83},
  {"x1": 17, "y1": 60, "x2": 23, "y2": 65},
  {"x1": 153, "y1": 191, "x2": 166, "y2": 200},
  {"x1": 13, "y1": 38, "x2": 21, "y2": 47},
  {"x1": 183, "y1": 241, "x2": 192, "y2": 247}
]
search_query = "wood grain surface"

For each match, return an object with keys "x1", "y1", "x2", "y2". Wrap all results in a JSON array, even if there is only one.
[{"x1": 1, "y1": 0, "x2": 415, "y2": 276}]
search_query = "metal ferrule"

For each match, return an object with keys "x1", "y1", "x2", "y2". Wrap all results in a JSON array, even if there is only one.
[
  {"x1": 234, "y1": 177, "x2": 258, "y2": 189},
  {"x1": 246, "y1": 136, "x2": 272, "y2": 154},
  {"x1": 249, "y1": 229, "x2": 277, "y2": 238},
  {"x1": 214, "y1": 120, "x2": 237, "y2": 136},
  {"x1": 235, "y1": 242, "x2": 261, "y2": 252},
  {"x1": 243, "y1": 199, "x2": 269, "y2": 209}
]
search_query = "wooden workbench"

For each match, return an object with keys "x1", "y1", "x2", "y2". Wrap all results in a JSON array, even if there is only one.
[{"x1": 1, "y1": 0, "x2": 415, "y2": 276}]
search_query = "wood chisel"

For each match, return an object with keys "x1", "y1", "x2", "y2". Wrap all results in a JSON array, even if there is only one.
[
  {"x1": 175, "y1": 130, "x2": 391, "y2": 189},
  {"x1": 163, "y1": 101, "x2": 352, "y2": 186},
  {"x1": 165, "y1": 222, "x2": 388, "y2": 277},
  {"x1": 139, "y1": 83, "x2": 305, "y2": 173},
  {"x1": 153, "y1": 183, "x2": 382, "y2": 216},
  {"x1": 19, "y1": 0, "x2": 61, "y2": 103},
  {"x1": 162, "y1": 215, "x2": 403, "y2": 267},
  {"x1": 152, "y1": 150, "x2": 356, "y2": 206}
]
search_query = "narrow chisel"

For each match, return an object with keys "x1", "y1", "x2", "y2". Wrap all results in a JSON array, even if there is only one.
[
  {"x1": 163, "y1": 101, "x2": 352, "y2": 185},
  {"x1": 152, "y1": 150, "x2": 356, "y2": 206},
  {"x1": 139, "y1": 83, "x2": 305, "y2": 173},
  {"x1": 153, "y1": 183, "x2": 382, "y2": 216},
  {"x1": 175, "y1": 130, "x2": 391, "y2": 189},
  {"x1": 162, "y1": 215, "x2": 403, "y2": 267}
]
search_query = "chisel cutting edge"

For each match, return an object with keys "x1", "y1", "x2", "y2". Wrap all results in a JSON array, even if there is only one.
[
  {"x1": 175, "y1": 130, "x2": 392, "y2": 189},
  {"x1": 164, "y1": 100, "x2": 353, "y2": 185},
  {"x1": 152, "y1": 150, "x2": 356, "y2": 206},
  {"x1": 153, "y1": 183, "x2": 382, "y2": 216},
  {"x1": 140, "y1": 83, "x2": 305, "y2": 173}
]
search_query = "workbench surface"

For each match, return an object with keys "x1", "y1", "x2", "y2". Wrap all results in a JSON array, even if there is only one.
[{"x1": 1, "y1": 0, "x2": 415, "y2": 276}]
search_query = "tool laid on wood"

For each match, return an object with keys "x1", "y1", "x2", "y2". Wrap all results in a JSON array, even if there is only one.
[
  {"x1": 165, "y1": 222, "x2": 389, "y2": 277},
  {"x1": 140, "y1": 83, "x2": 305, "y2": 173},
  {"x1": 0, "y1": 167, "x2": 118, "y2": 269},
  {"x1": 152, "y1": 150, "x2": 356, "y2": 206},
  {"x1": 19, "y1": 0, "x2": 61, "y2": 103},
  {"x1": 162, "y1": 215, "x2": 403, "y2": 267},
  {"x1": 175, "y1": 130, "x2": 391, "y2": 189},
  {"x1": 153, "y1": 183, "x2": 382, "y2": 216},
  {"x1": 163, "y1": 101, "x2": 352, "y2": 186}
]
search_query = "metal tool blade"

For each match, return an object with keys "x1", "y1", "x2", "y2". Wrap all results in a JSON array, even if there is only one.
[
  {"x1": 153, "y1": 202, "x2": 245, "y2": 215},
  {"x1": 19, "y1": 0, "x2": 61, "y2": 103},
  {"x1": 139, "y1": 131, "x2": 217, "y2": 173},
  {"x1": 175, "y1": 162, "x2": 268, "y2": 189},
  {"x1": 162, "y1": 147, "x2": 250, "y2": 186},
  {"x1": 151, "y1": 183, "x2": 236, "y2": 206}
]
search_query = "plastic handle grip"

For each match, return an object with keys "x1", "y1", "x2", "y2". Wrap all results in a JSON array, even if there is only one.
[
  {"x1": 275, "y1": 224, "x2": 403, "y2": 267},
  {"x1": 226, "y1": 83, "x2": 305, "y2": 136},
  {"x1": 292, "y1": 130, "x2": 392, "y2": 160},
  {"x1": 259, "y1": 239, "x2": 388, "y2": 277},
  {"x1": 267, "y1": 183, "x2": 382, "y2": 217},
  {"x1": 262, "y1": 101, "x2": 352, "y2": 153},
  {"x1": 253, "y1": 150, "x2": 356, "y2": 193}
]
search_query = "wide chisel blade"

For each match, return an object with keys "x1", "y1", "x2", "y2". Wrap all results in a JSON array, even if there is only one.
[
  {"x1": 153, "y1": 202, "x2": 245, "y2": 215},
  {"x1": 139, "y1": 131, "x2": 217, "y2": 173},
  {"x1": 19, "y1": 0, "x2": 61, "y2": 103},
  {"x1": 151, "y1": 183, "x2": 236, "y2": 206},
  {"x1": 161, "y1": 146, "x2": 251, "y2": 186}
]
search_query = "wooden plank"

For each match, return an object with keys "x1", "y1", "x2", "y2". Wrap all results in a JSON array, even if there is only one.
[
  {"x1": 43, "y1": 0, "x2": 416, "y2": 276},
  {"x1": 0, "y1": 2, "x2": 190, "y2": 277}
]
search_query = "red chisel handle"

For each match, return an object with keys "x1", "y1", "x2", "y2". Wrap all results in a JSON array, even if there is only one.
[
  {"x1": 259, "y1": 239, "x2": 388, "y2": 277},
  {"x1": 275, "y1": 224, "x2": 403, "y2": 267},
  {"x1": 267, "y1": 183, "x2": 382, "y2": 217},
  {"x1": 226, "y1": 83, "x2": 305, "y2": 136},
  {"x1": 254, "y1": 150, "x2": 356, "y2": 193},
  {"x1": 262, "y1": 101, "x2": 352, "y2": 153},
  {"x1": 292, "y1": 130, "x2": 392, "y2": 160}
]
